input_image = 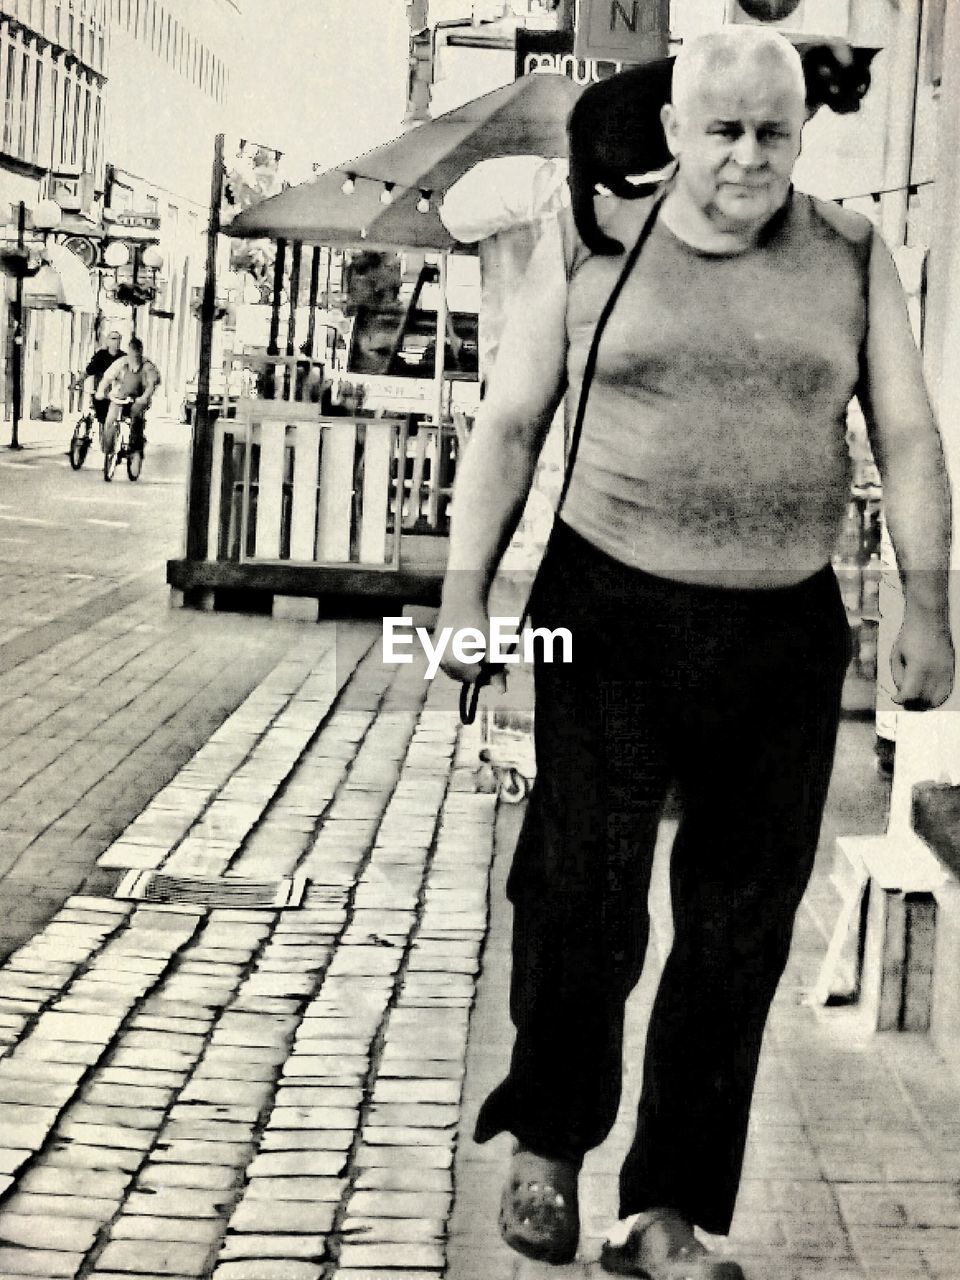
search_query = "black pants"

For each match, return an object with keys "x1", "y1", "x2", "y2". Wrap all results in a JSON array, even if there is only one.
[{"x1": 474, "y1": 521, "x2": 852, "y2": 1235}]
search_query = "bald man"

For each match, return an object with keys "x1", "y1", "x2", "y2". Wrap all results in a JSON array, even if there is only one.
[{"x1": 438, "y1": 25, "x2": 953, "y2": 1278}]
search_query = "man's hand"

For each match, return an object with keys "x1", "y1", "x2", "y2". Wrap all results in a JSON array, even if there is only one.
[
  {"x1": 890, "y1": 608, "x2": 955, "y2": 710},
  {"x1": 435, "y1": 594, "x2": 490, "y2": 686}
]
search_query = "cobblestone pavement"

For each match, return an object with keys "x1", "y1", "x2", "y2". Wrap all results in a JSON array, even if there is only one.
[
  {"x1": 0, "y1": 633, "x2": 499, "y2": 1278},
  {"x1": 1, "y1": 451, "x2": 960, "y2": 1280}
]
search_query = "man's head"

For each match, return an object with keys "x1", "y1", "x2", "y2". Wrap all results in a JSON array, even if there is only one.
[
  {"x1": 661, "y1": 27, "x2": 806, "y2": 231},
  {"x1": 105, "y1": 330, "x2": 122, "y2": 355},
  {"x1": 128, "y1": 337, "x2": 143, "y2": 365}
]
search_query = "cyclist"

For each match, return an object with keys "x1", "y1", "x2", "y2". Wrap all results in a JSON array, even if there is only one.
[
  {"x1": 83, "y1": 329, "x2": 125, "y2": 432},
  {"x1": 95, "y1": 336, "x2": 160, "y2": 457}
]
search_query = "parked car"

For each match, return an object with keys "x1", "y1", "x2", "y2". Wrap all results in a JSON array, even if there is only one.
[{"x1": 181, "y1": 367, "x2": 253, "y2": 424}]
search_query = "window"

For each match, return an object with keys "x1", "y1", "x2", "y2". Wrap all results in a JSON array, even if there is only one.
[
  {"x1": 32, "y1": 51, "x2": 43, "y2": 161},
  {"x1": 90, "y1": 92, "x2": 101, "y2": 172},
  {"x1": 80, "y1": 79, "x2": 91, "y2": 168},
  {"x1": 3, "y1": 46, "x2": 15, "y2": 152},
  {"x1": 48, "y1": 64, "x2": 58, "y2": 166},
  {"x1": 17, "y1": 50, "x2": 30, "y2": 158},
  {"x1": 60, "y1": 69, "x2": 72, "y2": 164}
]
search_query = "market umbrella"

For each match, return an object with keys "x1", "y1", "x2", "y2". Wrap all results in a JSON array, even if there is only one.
[{"x1": 226, "y1": 73, "x2": 584, "y2": 249}]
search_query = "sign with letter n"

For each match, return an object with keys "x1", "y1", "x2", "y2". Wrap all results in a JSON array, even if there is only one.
[{"x1": 574, "y1": 0, "x2": 670, "y2": 64}]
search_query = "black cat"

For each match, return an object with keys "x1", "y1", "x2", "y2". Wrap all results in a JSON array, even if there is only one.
[
  {"x1": 567, "y1": 42, "x2": 878, "y2": 255},
  {"x1": 796, "y1": 40, "x2": 877, "y2": 115}
]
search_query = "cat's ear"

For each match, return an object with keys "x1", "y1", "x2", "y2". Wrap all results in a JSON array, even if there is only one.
[{"x1": 855, "y1": 47, "x2": 880, "y2": 70}]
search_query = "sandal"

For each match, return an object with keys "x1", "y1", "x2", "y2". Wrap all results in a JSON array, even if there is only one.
[
  {"x1": 498, "y1": 1143, "x2": 581, "y2": 1265},
  {"x1": 600, "y1": 1208, "x2": 745, "y2": 1279}
]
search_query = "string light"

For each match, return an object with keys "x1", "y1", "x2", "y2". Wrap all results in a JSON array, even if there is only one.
[
  {"x1": 340, "y1": 174, "x2": 356, "y2": 195},
  {"x1": 832, "y1": 178, "x2": 934, "y2": 206},
  {"x1": 417, "y1": 190, "x2": 431, "y2": 214},
  {"x1": 380, "y1": 183, "x2": 395, "y2": 206}
]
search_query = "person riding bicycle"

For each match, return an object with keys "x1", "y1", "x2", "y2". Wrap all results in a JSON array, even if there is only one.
[
  {"x1": 83, "y1": 330, "x2": 125, "y2": 429},
  {"x1": 95, "y1": 336, "x2": 160, "y2": 455}
]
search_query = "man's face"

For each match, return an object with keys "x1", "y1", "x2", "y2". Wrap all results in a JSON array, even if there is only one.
[
  {"x1": 106, "y1": 333, "x2": 122, "y2": 355},
  {"x1": 662, "y1": 64, "x2": 804, "y2": 229}
]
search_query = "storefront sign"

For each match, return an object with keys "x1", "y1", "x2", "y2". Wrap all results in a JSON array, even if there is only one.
[
  {"x1": 355, "y1": 375, "x2": 434, "y2": 413},
  {"x1": 515, "y1": 28, "x2": 619, "y2": 84},
  {"x1": 110, "y1": 211, "x2": 161, "y2": 231},
  {"x1": 49, "y1": 170, "x2": 94, "y2": 214},
  {"x1": 573, "y1": 0, "x2": 670, "y2": 65}
]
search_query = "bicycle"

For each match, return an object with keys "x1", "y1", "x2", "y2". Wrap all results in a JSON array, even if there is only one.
[
  {"x1": 102, "y1": 397, "x2": 144, "y2": 483},
  {"x1": 68, "y1": 408, "x2": 98, "y2": 471}
]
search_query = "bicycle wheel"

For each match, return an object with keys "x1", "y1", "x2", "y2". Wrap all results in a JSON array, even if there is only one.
[
  {"x1": 103, "y1": 440, "x2": 118, "y2": 481},
  {"x1": 69, "y1": 418, "x2": 91, "y2": 470},
  {"x1": 126, "y1": 449, "x2": 143, "y2": 481}
]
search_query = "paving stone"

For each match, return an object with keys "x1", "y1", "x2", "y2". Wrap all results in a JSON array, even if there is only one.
[
  {"x1": 337, "y1": 1242, "x2": 446, "y2": 1270},
  {"x1": 259, "y1": 1129, "x2": 354, "y2": 1152},
  {"x1": 229, "y1": 1198, "x2": 337, "y2": 1235},
  {"x1": 55, "y1": 1121, "x2": 155, "y2": 1151},
  {"x1": 217, "y1": 1236, "x2": 328, "y2": 1261},
  {"x1": 123, "y1": 1188, "x2": 235, "y2": 1219},
  {"x1": 342, "y1": 1217, "x2": 446, "y2": 1243},
  {"x1": 109, "y1": 1217, "x2": 226, "y2": 1245},
  {"x1": 46, "y1": 1143, "x2": 144, "y2": 1173},
  {"x1": 357, "y1": 1144, "x2": 453, "y2": 1170},
  {"x1": 67, "y1": 1103, "x2": 166, "y2": 1131},
  {"x1": 96, "y1": 1238, "x2": 214, "y2": 1275},
  {"x1": 0, "y1": 1190, "x2": 121, "y2": 1220},
  {"x1": 0, "y1": 1213, "x2": 100, "y2": 1252},
  {"x1": 152, "y1": 1140, "x2": 254, "y2": 1167},
  {"x1": 0, "y1": 1246, "x2": 85, "y2": 1276},
  {"x1": 0, "y1": 1149, "x2": 34, "y2": 1175},
  {"x1": 354, "y1": 1167, "x2": 453, "y2": 1193},
  {"x1": 246, "y1": 1151, "x2": 346, "y2": 1179},
  {"x1": 334, "y1": 1272, "x2": 443, "y2": 1280},
  {"x1": 244, "y1": 1177, "x2": 346, "y2": 1202},
  {"x1": 347, "y1": 1190, "x2": 452, "y2": 1219},
  {"x1": 212, "y1": 1264, "x2": 323, "y2": 1280},
  {"x1": 17, "y1": 1166, "x2": 131, "y2": 1199},
  {"x1": 267, "y1": 1105, "x2": 360, "y2": 1129},
  {"x1": 178, "y1": 1078, "x2": 274, "y2": 1107},
  {"x1": 138, "y1": 1162, "x2": 241, "y2": 1191}
]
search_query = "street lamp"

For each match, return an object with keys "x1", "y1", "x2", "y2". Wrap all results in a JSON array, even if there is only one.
[{"x1": 105, "y1": 240, "x2": 163, "y2": 335}]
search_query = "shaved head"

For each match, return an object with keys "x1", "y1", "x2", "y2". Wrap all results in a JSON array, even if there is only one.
[{"x1": 671, "y1": 26, "x2": 806, "y2": 117}]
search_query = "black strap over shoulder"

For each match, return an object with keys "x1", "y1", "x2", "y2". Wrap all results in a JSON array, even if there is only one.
[{"x1": 459, "y1": 190, "x2": 667, "y2": 727}]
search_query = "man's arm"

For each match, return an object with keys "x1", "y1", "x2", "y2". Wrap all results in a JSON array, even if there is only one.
[
  {"x1": 857, "y1": 234, "x2": 955, "y2": 708},
  {"x1": 134, "y1": 362, "x2": 160, "y2": 409},
  {"x1": 436, "y1": 219, "x2": 569, "y2": 684}
]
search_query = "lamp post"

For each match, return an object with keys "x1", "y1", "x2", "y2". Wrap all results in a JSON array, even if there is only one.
[
  {"x1": 3, "y1": 197, "x2": 61, "y2": 450},
  {"x1": 9, "y1": 202, "x2": 27, "y2": 451}
]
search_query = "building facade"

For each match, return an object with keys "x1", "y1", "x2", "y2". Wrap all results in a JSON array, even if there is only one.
[{"x1": 1, "y1": 0, "x2": 238, "y2": 424}]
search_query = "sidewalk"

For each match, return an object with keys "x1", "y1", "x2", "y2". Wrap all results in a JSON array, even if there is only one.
[{"x1": 0, "y1": 615, "x2": 958, "y2": 1278}]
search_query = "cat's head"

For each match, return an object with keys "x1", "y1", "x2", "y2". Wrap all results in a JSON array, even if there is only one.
[{"x1": 797, "y1": 41, "x2": 879, "y2": 116}]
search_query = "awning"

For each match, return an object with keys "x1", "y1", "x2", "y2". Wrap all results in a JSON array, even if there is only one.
[{"x1": 21, "y1": 241, "x2": 97, "y2": 312}]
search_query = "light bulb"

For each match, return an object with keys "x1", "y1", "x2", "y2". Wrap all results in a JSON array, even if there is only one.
[
  {"x1": 417, "y1": 191, "x2": 431, "y2": 214},
  {"x1": 380, "y1": 184, "x2": 395, "y2": 206},
  {"x1": 340, "y1": 174, "x2": 356, "y2": 195}
]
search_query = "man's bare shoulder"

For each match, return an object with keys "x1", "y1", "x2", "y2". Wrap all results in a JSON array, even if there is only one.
[{"x1": 802, "y1": 193, "x2": 874, "y2": 248}]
